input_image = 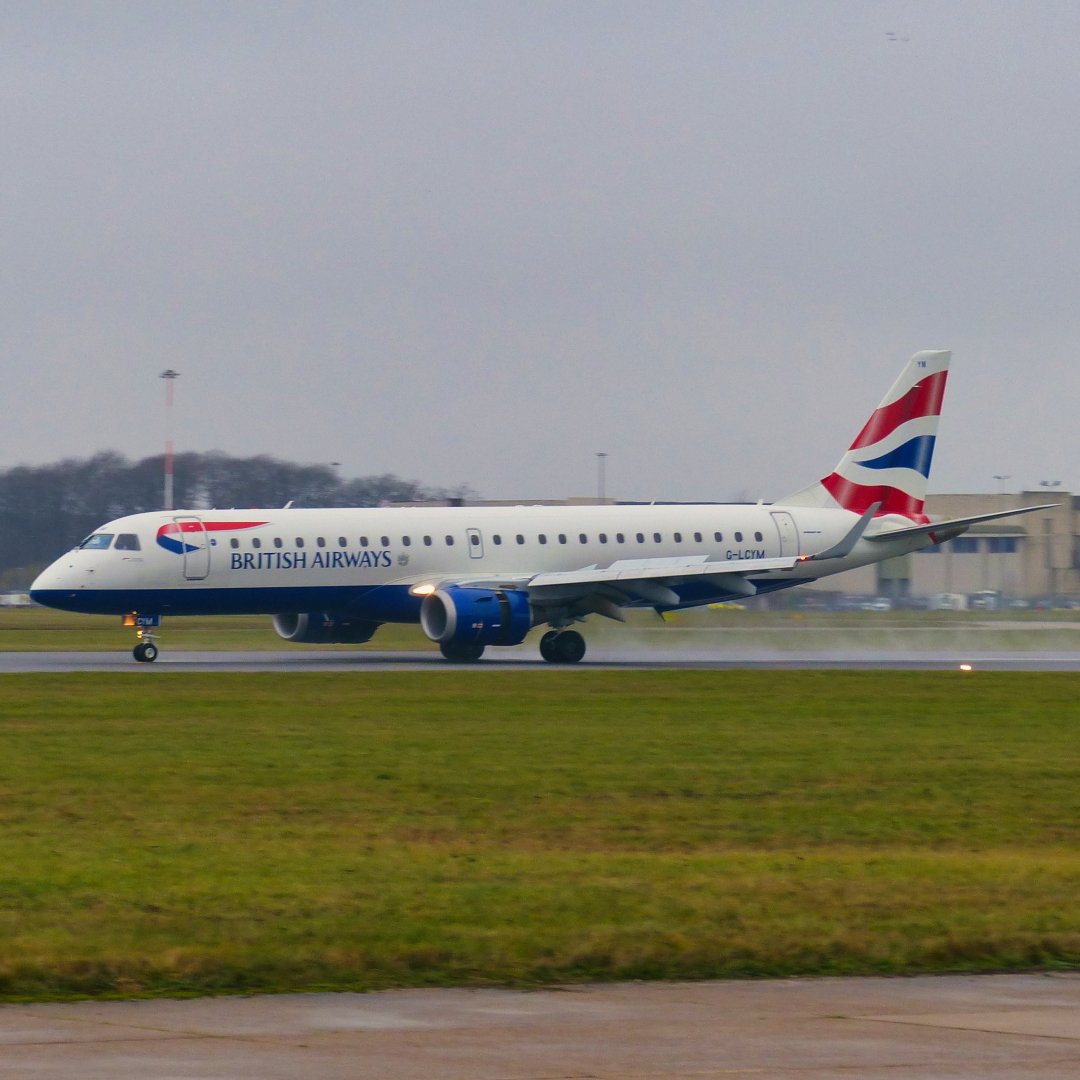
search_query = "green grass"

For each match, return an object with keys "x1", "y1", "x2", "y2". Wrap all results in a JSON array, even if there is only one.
[{"x1": 2, "y1": 670, "x2": 1080, "y2": 1000}]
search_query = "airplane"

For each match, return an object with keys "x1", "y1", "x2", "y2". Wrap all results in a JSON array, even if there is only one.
[{"x1": 30, "y1": 350, "x2": 1051, "y2": 664}]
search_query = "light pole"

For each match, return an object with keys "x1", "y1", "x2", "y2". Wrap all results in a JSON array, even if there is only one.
[
  {"x1": 992, "y1": 474, "x2": 1011, "y2": 496},
  {"x1": 1039, "y1": 483, "x2": 1061, "y2": 599},
  {"x1": 160, "y1": 369, "x2": 180, "y2": 510},
  {"x1": 596, "y1": 452, "x2": 608, "y2": 503}
]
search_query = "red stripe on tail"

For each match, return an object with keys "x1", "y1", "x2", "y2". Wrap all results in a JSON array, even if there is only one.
[{"x1": 849, "y1": 369, "x2": 948, "y2": 450}]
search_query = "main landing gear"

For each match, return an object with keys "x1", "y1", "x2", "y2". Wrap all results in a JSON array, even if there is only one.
[{"x1": 539, "y1": 629, "x2": 586, "y2": 664}]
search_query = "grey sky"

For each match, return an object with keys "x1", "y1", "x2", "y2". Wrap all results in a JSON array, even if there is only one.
[{"x1": 4, "y1": 1, "x2": 1079, "y2": 503}]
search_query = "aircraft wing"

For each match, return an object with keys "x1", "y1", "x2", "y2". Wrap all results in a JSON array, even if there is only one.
[
  {"x1": 866, "y1": 503, "x2": 1057, "y2": 544},
  {"x1": 528, "y1": 553, "x2": 802, "y2": 590},
  {"x1": 418, "y1": 552, "x2": 806, "y2": 615}
]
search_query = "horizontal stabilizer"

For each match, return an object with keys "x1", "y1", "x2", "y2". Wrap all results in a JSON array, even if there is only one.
[{"x1": 867, "y1": 503, "x2": 1058, "y2": 544}]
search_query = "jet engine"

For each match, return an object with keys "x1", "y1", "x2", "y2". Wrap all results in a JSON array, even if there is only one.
[
  {"x1": 272, "y1": 612, "x2": 380, "y2": 644},
  {"x1": 419, "y1": 586, "x2": 532, "y2": 647}
]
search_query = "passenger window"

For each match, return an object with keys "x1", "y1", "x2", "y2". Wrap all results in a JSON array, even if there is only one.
[
  {"x1": 381, "y1": 536, "x2": 390, "y2": 547},
  {"x1": 579, "y1": 533, "x2": 588, "y2": 544},
  {"x1": 516, "y1": 534, "x2": 525, "y2": 545},
  {"x1": 653, "y1": 533, "x2": 662, "y2": 543},
  {"x1": 470, "y1": 534, "x2": 480, "y2": 547},
  {"x1": 78, "y1": 533, "x2": 114, "y2": 550},
  {"x1": 338, "y1": 536, "x2": 347, "y2": 547},
  {"x1": 694, "y1": 532, "x2": 703, "y2": 543},
  {"x1": 317, "y1": 537, "x2": 326, "y2": 548},
  {"x1": 714, "y1": 532, "x2": 722, "y2": 542},
  {"x1": 599, "y1": 533, "x2": 608, "y2": 544},
  {"x1": 252, "y1": 538, "x2": 262, "y2": 549},
  {"x1": 115, "y1": 534, "x2": 141, "y2": 551},
  {"x1": 230, "y1": 538, "x2": 239, "y2": 549},
  {"x1": 735, "y1": 531, "x2": 743, "y2": 543},
  {"x1": 402, "y1": 536, "x2": 411, "y2": 547},
  {"x1": 296, "y1": 537, "x2": 305, "y2": 548},
  {"x1": 616, "y1": 533, "x2": 625, "y2": 543},
  {"x1": 636, "y1": 532, "x2": 645, "y2": 543},
  {"x1": 754, "y1": 531, "x2": 763, "y2": 542},
  {"x1": 360, "y1": 536, "x2": 368, "y2": 547},
  {"x1": 673, "y1": 532, "x2": 682, "y2": 543},
  {"x1": 558, "y1": 534, "x2": 567, "y2": 544},
  {"x1": 445, "y1": 535, "x2": 455, "y2": 546},
  {"x1": 538, "y1": 534, "x2": 547, "y2": 545},
  {"x1": 493, "y1": 534, "x2": 502, "y2": 545},
  {"x1": 274, "y1": 538, "x2": 283, "y2": 549},
  {"x1": 423, "y1": 535, "x2": 432, "y2": 546}
]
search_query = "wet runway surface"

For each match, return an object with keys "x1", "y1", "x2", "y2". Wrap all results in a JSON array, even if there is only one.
[
  {"x1": 3, "y1": 974, "x2": 1080, "y2": 1079},
  {"x1": 4, "y1": 647, "x2": 1080, "y2": 672}
]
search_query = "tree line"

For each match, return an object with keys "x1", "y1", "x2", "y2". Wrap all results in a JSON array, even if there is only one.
[{"x1": 0, "y1": 451, "x2": 471, "y2": 585}]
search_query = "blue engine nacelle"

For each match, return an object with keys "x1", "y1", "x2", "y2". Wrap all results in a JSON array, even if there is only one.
[
  {"x1": 272, "y1": 612, "x2": 380, "y2": 644},
  {"x1": 419, "y1": 587, "x2": 532, "y2": 647}
]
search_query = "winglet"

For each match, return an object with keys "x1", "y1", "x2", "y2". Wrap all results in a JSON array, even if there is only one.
[{"x1": 807, "y1": 502, "x2": 881, "y2": 561}]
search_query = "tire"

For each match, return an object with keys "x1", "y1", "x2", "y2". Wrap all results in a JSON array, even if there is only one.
[
  {"x1": 549, "y1": 630, "x2": 586, "y2": 664},
  {"x1": 141, "y1": 642, "x2": 159, "y2": 662},
  {"x1": 539, "y1": 630, "x2": 560, "y2": 662},
  {"x1": 439, "y1": 641, "x2": 485, "y2": 662}
]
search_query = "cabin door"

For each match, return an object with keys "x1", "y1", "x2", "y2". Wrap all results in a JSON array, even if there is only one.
[
  {"x1": 769, "y1": 511, "x2": 799, "y2": 557},
  {"x1": 173, "y1": 515, "x2": 211, "y2": 580},
  {"x1": 466, "y1": 528, "x2": 484, "y2": 559}
]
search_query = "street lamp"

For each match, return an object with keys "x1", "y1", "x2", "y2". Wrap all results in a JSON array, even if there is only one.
[
  {"x1": 596, "y1": 452, "x2": 608, "y2": 503},
  {"x1": 992, "y1": 474, "x2": 1011, "y2": 496},
  {"x1": 160, "y1": 369, "x2": 180, "y2": 510}
]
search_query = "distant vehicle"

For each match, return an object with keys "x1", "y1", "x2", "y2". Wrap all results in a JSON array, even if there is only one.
[
  {"x1": 863, "y1": 597, "x2": 893, "y2": 612},
  {"x1": 970, "y1": 590, "x2": 1001, "y2": 611},
  {"x1": 930, "y1": 592, "x2": 968, "y2": 611},
  {"x1": 31, "y1": 350, "x2": 1053, "y2": 663},
  {"x1": 0, "y1": 592, "x2": 32, "y2": 608}
]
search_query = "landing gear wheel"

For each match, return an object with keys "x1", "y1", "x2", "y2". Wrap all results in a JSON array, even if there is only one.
[
  {"x1": 439, "y1": 641, "x2": 485, "y2": 662},
  {"x1": 539, "y1": 630, "x2": 560, "y2": 662},
  {"x1": 133, "y1": 642, "x2": 159, "y2": 663},
  {"x1": 543, "y1": 630, "x2": 586, "y2": 664}
]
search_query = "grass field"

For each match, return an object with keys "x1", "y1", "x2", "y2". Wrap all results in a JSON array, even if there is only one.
[{"x1": 2, "y1": 670, "x2": 1080, "y2": 1001}]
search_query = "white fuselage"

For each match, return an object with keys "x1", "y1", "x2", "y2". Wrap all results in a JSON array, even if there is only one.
[{"x1": 30, "y1": 502, "x2": 923, "y2": 621}]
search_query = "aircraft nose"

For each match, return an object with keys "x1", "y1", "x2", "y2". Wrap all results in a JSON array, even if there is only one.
[{"x1": 30, "y1": 559, "x2": 85, "y2": 609}]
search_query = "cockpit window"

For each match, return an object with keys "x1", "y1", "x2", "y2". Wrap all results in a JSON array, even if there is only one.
[
  {"x1": 115, "y1": 533, "x2": 141, "y2": 551},
  {"x1": 78, "y1": 533, "x2": 114, "y2": 550}
]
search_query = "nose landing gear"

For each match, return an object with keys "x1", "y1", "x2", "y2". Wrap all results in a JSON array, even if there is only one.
[
  {"x1": 123, "y1": 613, "x2": 162, "y2": 663},
  {"x1": 133, "y1": 639, "x2": 159, "y2": 663}
]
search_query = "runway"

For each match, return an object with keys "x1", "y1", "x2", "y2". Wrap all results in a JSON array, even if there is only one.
[
  {"x1": 3, "y1": 973, "x2": 1080, "y2": 1079},
  {"x1": 4, "y1": 647, "x2": 1080, "y2": 672}
]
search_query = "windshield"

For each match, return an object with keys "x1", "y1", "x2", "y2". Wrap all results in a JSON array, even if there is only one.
[{"x1": 77, "y1": 533, "x2": 114, "y2": 550}]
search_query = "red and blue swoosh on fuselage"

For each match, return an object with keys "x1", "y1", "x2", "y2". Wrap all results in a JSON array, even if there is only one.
[{"x1": 156, "y1": 520, "x2": 269, "y2": 555}]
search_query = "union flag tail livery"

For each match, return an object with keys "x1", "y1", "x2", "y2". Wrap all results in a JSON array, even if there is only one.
[
  {"x1": 31, "y1": 347, "x2": 1053, "y2": 665},
  {"x1": 782, "y1": 350, "x2": 950, "y2": 519}
]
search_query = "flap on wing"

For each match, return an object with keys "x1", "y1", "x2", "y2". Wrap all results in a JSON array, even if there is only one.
[{"x1": 527, "y1": 553, "x2": 803, "y2": 591}]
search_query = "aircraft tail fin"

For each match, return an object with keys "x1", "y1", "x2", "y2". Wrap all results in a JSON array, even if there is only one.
[{"x1": 779, "y1": 349, "x2": 951, "y2": 519}]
